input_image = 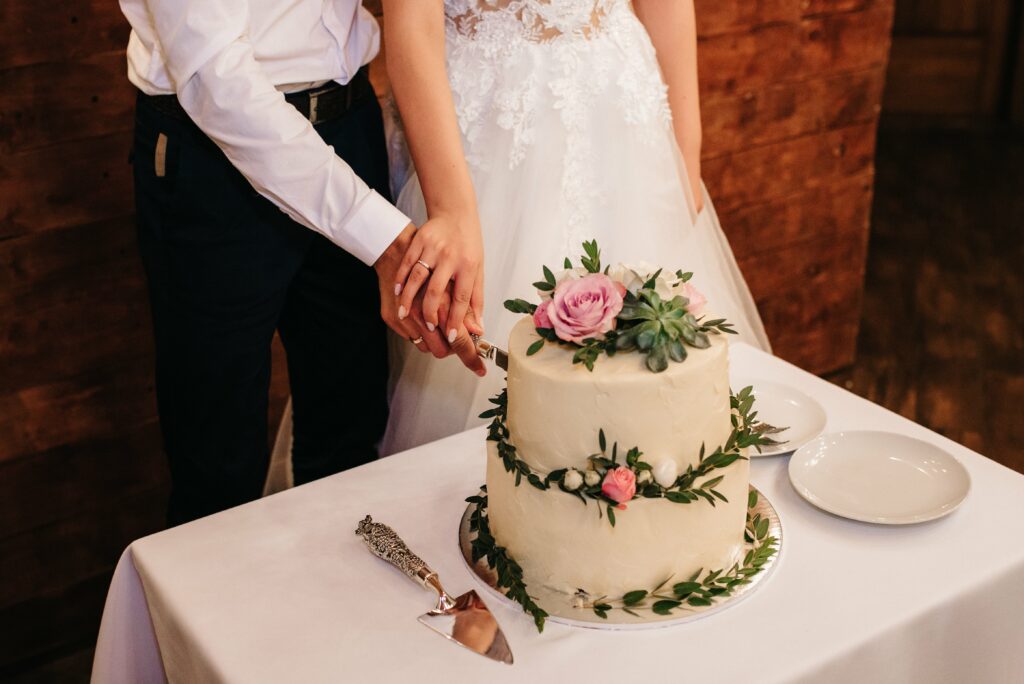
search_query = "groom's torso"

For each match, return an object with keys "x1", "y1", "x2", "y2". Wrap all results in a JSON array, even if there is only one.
[{"x1": 120, "y1": 0, "x2": 380, "y2": 95}]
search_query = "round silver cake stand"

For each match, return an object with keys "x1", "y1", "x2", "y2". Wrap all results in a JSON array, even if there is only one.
[{"x1": 458, "y1": 485, "x2": 783, "y2": 630}]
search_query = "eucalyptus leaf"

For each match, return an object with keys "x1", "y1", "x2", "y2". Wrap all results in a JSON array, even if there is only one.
[
  {"x1": 652, "y1": 599, "x2": 682, "y2": 615},
  {"x1": 543, "y1": 265, "x2": 556, "y2": 285}
]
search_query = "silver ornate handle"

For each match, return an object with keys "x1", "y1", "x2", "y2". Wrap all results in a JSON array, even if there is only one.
[{"x1": 355, "y1": 515, "x2": 440, "y2": 590}]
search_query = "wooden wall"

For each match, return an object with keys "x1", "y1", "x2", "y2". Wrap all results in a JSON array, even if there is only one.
[
  {"x1": 0, "y1": 1, "x2": 291, "y2": 670},
  {"x1": 0, "y1": 0, "x2": 891, "y2": 672},
  {"x1": 695, "y1": 0, "x2": 894, "y2": 372},
  {"x1": 884, "y1": 0, "x2": 1016, "y2": 118}
]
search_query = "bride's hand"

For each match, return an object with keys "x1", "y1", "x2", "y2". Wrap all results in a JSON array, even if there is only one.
[{"x1": 394, "y1": 213, "x2": 485, "y2": 343}]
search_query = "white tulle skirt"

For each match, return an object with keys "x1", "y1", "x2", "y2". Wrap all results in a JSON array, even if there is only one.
[{"x1": 380, "y1": 35, "x2": 771, "y2": 455}]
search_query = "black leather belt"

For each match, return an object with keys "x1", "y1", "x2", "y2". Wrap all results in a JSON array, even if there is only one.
[{"x1": 141, "y1": 66, "x2": 373, "y2": 126}]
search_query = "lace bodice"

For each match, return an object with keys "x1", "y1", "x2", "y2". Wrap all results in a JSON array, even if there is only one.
[
  {"x1": 445, "y1": 0, "x2": 623, "y2": 43},
  {"x1": 435, "y1": 0, "x2": 672, "y2": 244}
]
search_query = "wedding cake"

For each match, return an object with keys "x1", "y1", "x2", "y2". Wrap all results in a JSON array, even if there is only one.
[{"x1": 469, "y1": 241, "x2": 773, "y2": 628}]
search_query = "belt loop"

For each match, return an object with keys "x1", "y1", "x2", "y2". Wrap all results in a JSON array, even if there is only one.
[{"x1": 308, "y1": 91, "x2": 320, "y2": 125}]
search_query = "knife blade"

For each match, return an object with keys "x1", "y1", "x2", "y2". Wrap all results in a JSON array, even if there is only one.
[
  {"x1": 472, "y1": 336, "x2": 508, "y2": 370},
  {"x1": 356, "y1": 515, "x2": 513, "y2": 664}
]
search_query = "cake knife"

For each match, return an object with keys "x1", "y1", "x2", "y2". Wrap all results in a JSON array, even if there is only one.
[
  {"x1": 472, "y1": 335, "x2": 508, "y2": 370},
  {"x1": 355, "y1": 516, "x2": 514, "y2": 665}
]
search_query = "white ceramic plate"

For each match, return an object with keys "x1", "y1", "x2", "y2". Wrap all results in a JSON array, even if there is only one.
[
  {"x1": 788, "y1": 431, "x2": 971, "y2": 524},
  {"x1": 743, "y1": 381, "x2": 827, "y2": 457}
]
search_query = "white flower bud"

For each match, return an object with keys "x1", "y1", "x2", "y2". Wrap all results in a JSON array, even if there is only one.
[
  {"x1": 563, "y1": 469, "x2": 584, "y2": 491},
  {"x1": 584, "y1": 469, "x2": 601, "y2": 487},
  {"x1": 653, "y1": 459, "x2": 679, "y2": 488},
  {"x1": 636, "y1": 469, "x2": 653, "y2": 485}
]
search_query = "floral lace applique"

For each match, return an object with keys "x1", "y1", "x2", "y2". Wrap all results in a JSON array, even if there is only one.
[{"x1": 443, "y1": 0, "x2": 672, "y2": 236}]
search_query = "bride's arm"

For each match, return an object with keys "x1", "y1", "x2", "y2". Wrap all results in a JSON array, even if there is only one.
[
  {"x1": 634, "y1": 0, "x2": 705, "y2": 212},
  {"x1": 383, "y1": 0, "x2": 485, "y2": 343}
]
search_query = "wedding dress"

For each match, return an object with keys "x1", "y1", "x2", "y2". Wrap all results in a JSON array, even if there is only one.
[{"x1": 379, "y1": 0, "x2": 771, "y2": 455}]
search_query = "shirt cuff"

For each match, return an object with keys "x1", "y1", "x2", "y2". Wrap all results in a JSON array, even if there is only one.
[{"x1": 332, "y1": 190, "x2": 410, "y2": 266}]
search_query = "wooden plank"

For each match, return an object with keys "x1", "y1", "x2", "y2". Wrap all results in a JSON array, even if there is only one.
[
  {"x1": 0, "y1": 217, "x2": 152, "y2": 392},
  {"x1": 699, "y1": 6, "x2": 893, "y2": 96},
  {"x1": 979, "y1": 0, "x2": 1014, "y2": 113},
  {"x1": 801, "y1": 0, "x2": 879, "y2": 17},
  {"x1": 894, "y1": 0, "x2": 994, "y2": 33},
  {"x1": 719, "y1": 172, "x2": 874, "y2": 256},
  {"x1": 0, "y1": 130, "x2": 134, "y2": 240},
  {"x1": 0, "y1": 51, "x2": 136, "y2": 155},
  {"x1": 703, "y1": 121, "x2": 878, "y2": 213},
  {"x1": 1013, "y1": 6, "x2": 1024, "y2": 125},
  {"x1": 0, "y1": 215, "x2": 136, "y2": 303},
  {"x1": 695, "y1": 0, "x2": 798, "y2": 37},
  {"x1": 702, "y1": 68, "x2": 885, "y2": 155},
  {"x1": 0, "y1": 571, "x2": 112, "y2": 668},
  {"x1": 798, "y1": 8, "x2": 895, "y2": 77},
  {"x1": 0, "y1": 357, "x2": 157, "y2": 464},
  {"x1": 883, "y1": 36, "x2": 986, "y2": 114},
  {"x1": 0, "y1": 486, "x2": 166, "y2": 611},
  {"x1": 741, "y1": 232, "x2": 870, "y2": 372},
  {"x1": 0, "y1": 422, "x2": 164, "y2": 537},
  {"x1": 0, "y1": 0, "x2": 130, "y2": 70}
]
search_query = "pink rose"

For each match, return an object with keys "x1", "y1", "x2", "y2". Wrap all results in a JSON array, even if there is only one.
[
  {"x1": 547, "y1": 274, "x2": 624, "y2": 344},
  {"x1": 533, "y1": 300, "x2": 553, "y2": 329},
  {"x1": 680, "y1": 282, "x2": 707, "y2": 317},
  {"x1": 601, "y1": 466, "x2": 636, "y2": 508}
]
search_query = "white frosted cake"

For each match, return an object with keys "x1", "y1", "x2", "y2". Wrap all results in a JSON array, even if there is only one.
[
  {"x1": 486, "y1": 318, "x2": 748, "y2": 598},
  {"x1": 469, "y1": 242, "x2": 775, "y2": 629}
]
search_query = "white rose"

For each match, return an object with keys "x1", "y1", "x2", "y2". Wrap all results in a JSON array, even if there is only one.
[
  {"x1": 653, "y1": 459, "x2": 679, "y2": 488},
  {"x1": 608, "y1": 262, "x2": 674, "y2": 299},
  {"x1": 584, "y1": 469, "x2": 601, "y2": 487},
  {"x1": 637, "y1": 469, "x2": 653, "y2": 485},
  {"x1": 606, "y1": 263, "x2": 646, "y2": 294},
  {"x1": 563, "y1": 468, "x2": 584, "y2": 491}
]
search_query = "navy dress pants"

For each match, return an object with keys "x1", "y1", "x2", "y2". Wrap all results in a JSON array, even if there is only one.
[{"x1": 132, "y1": 90, "x2": 392, "y2": 526}]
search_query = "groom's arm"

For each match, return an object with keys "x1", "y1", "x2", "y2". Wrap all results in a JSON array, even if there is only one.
[
  {"x1": 125, "y1": 0, "x2": 485, "y2": 373},
  {"x1": 634, "y1": 0, "x2": 705, "y2": 213},
  {"x1": 124, "y1": 0, "x2": 409, "y2": 265}
]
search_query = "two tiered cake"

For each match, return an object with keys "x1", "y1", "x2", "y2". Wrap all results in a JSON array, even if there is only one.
[{"x1": 468, "y1": 242, "x2": 775, "y2": 629}]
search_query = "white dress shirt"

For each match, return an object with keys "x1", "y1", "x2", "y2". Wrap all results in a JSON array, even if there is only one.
[{"x1": 119, "y1": 0, "x2": 409, "y2": 266}]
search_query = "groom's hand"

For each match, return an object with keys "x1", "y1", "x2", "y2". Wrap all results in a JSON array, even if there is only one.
[
  {"x1": 375, "y1": 225, "x2": 485, "y2": 376},
  {"x1": 375, "y1": 224, "x2": 448, "y2": 357}
]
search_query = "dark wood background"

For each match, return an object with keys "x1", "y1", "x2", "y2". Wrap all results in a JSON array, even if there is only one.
[
  {"x1": 1, "y1": 0, "x2": 1019, "y2": 675},
  {"x1": 885, "y1": 0, "x2": 1018, "y2": 120}
]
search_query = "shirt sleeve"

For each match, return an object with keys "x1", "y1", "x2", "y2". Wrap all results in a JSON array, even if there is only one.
[{"x1": 141, "y1": 0, "x2": 409, "y2": 266}]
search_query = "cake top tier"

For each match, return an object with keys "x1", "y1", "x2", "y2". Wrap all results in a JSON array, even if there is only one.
[
  {"x1": 503, "y1": 240, "x2": 737, "y2": 374},
  {"x1": 506, "y1": 317, "x2": 732, "y2": 473}
]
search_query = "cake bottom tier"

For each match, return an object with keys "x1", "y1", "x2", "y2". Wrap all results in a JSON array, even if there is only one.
[{"x1": 485, "y1": 441, "x2": 750, "y2": 598}]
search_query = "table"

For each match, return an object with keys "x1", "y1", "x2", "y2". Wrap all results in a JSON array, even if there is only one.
[{"x1": 91, "y1": 344, "x2": 1024, "y2": 683}]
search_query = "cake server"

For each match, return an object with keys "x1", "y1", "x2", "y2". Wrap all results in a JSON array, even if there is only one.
[
  {"x1": 355, "y1": 515, "x2": 513, "y2": 664},
  {"x1": 472, "y1": 336, "x2": 508, "y2": 370}
]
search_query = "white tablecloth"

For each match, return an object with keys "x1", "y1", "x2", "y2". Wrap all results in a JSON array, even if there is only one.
[{"x1": 91, "y1": 344, "x2": 1024, "y2": 683}]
